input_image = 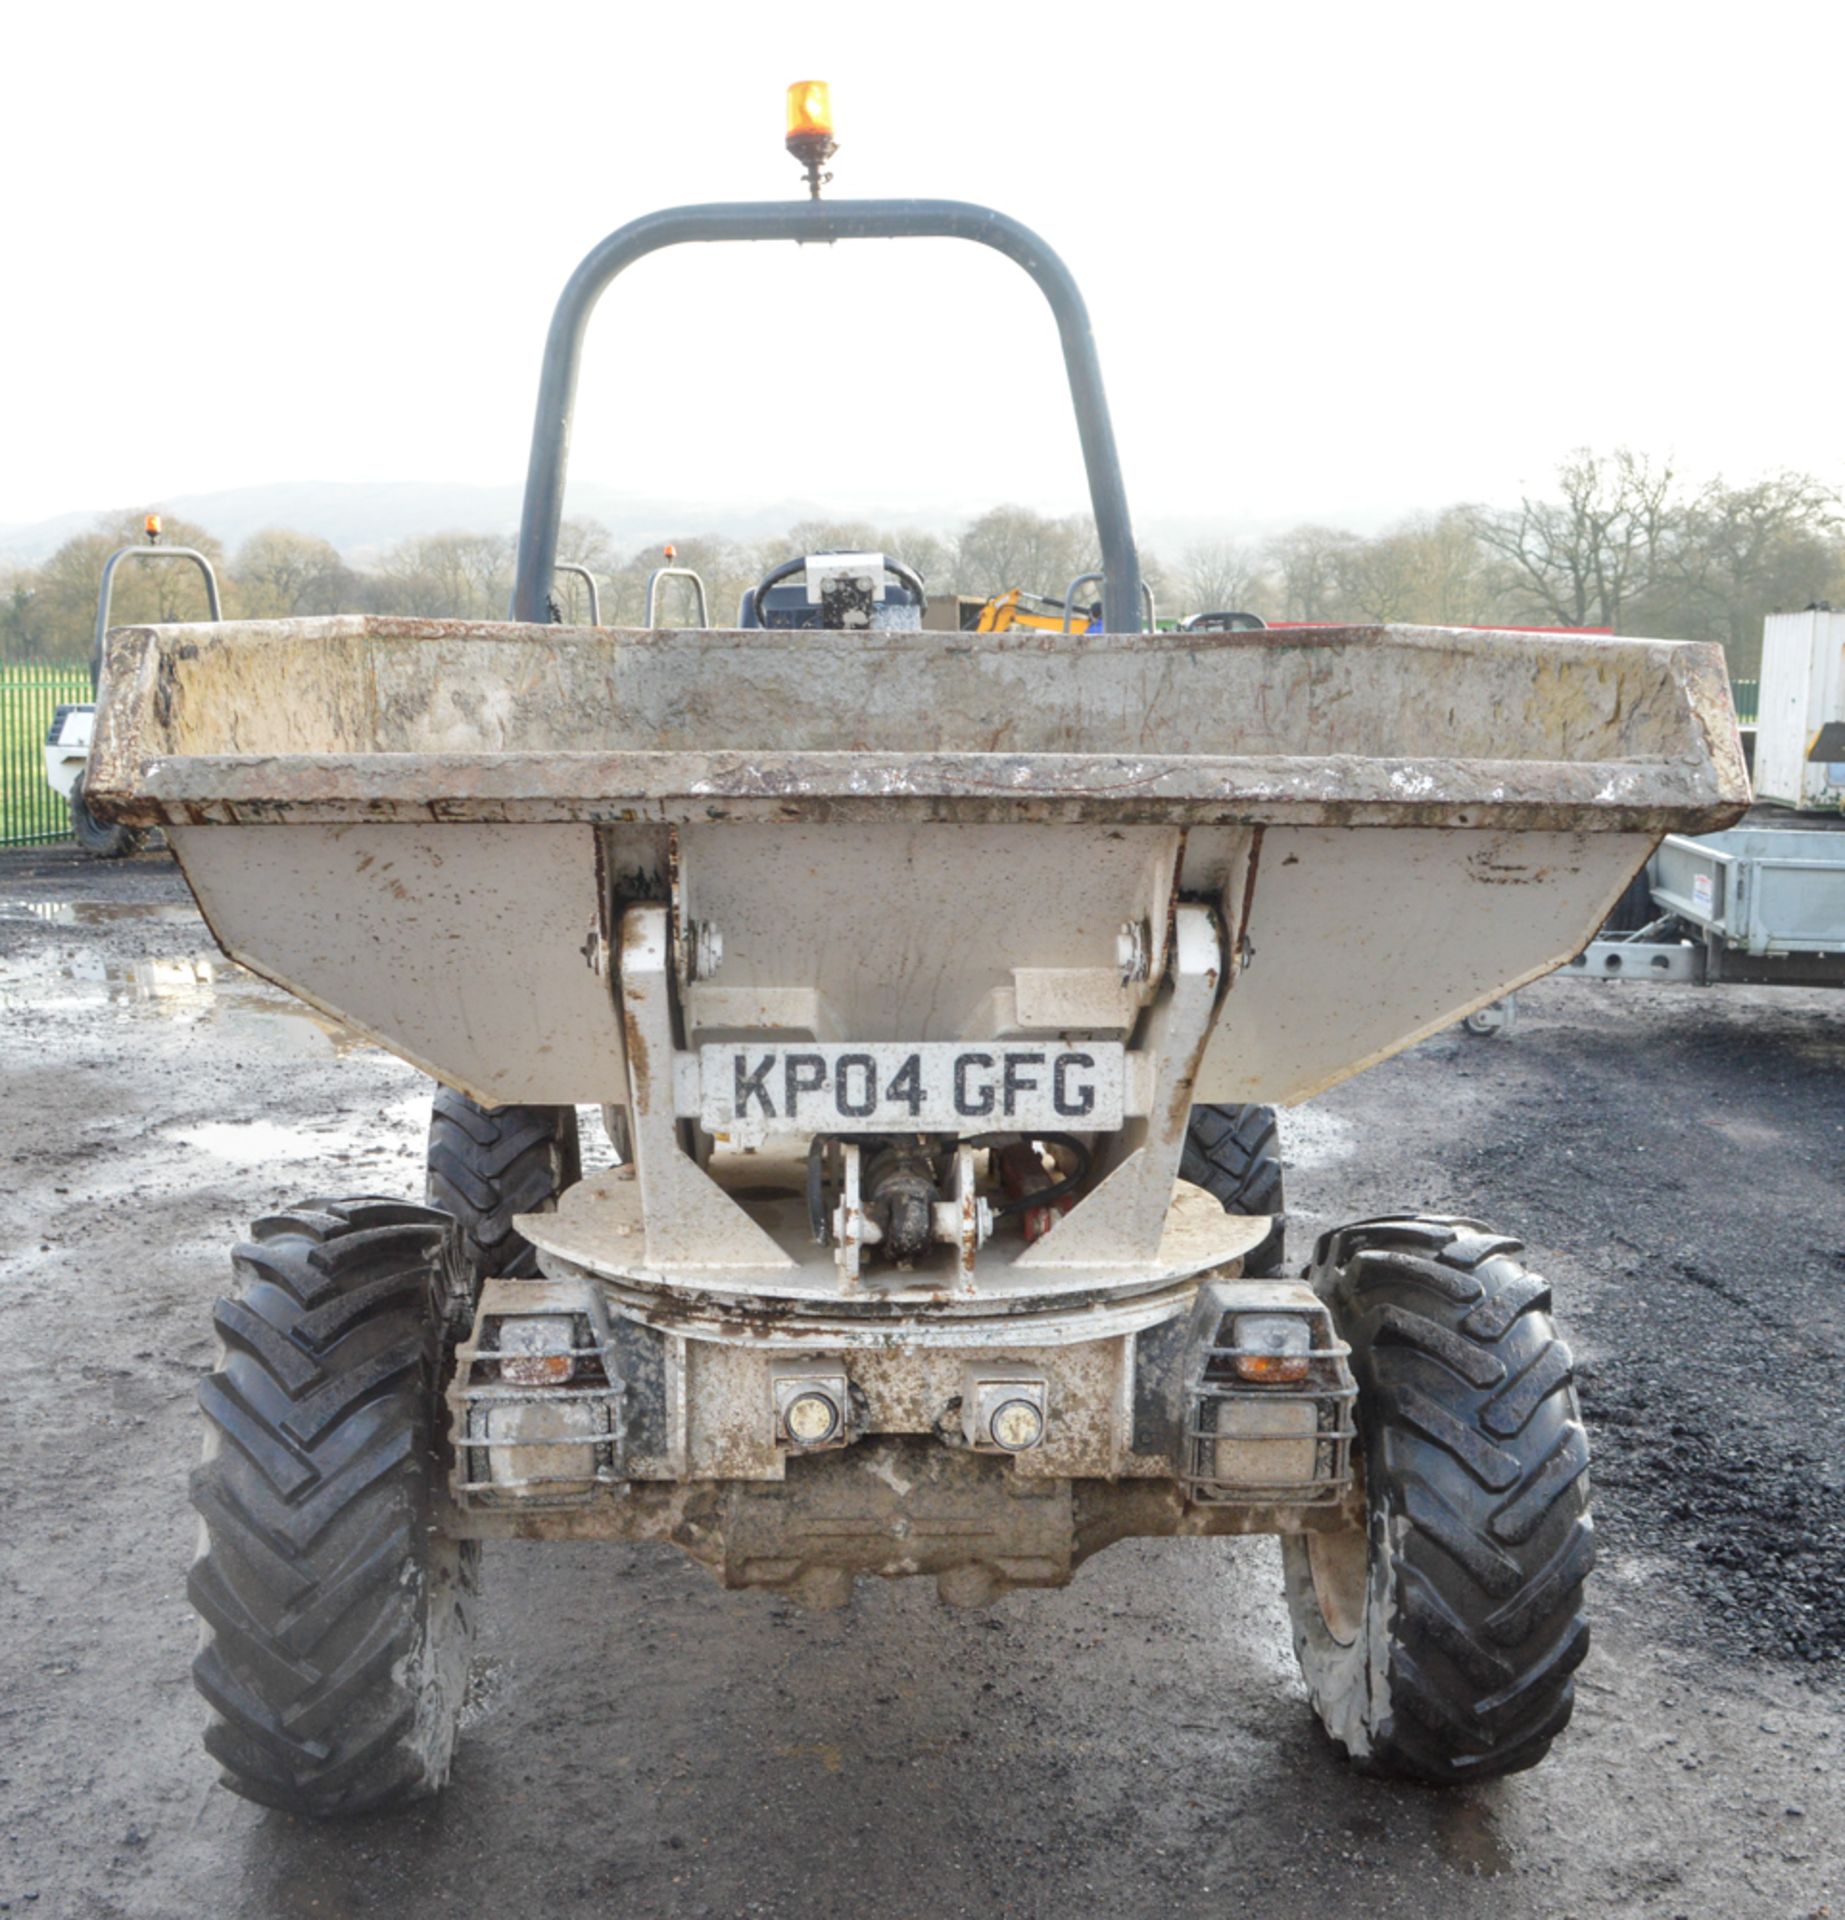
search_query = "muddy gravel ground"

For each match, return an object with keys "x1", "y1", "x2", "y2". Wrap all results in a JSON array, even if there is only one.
[{"x1": 1, "y1": 845, "x2": 1840, "y2": 1920}]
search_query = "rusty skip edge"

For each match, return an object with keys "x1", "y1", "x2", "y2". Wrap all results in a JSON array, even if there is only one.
[
  {"x1": 87, "y1": 752, "x2": 1749, "y2": 833},
  {"x1": 1673, "y1": 636, "x2": 1754, "y2": 804},
  {"x1": 82, "y1": 610, "x2": 1756, "y2": 664},
  {"x1": 84, "y1": 615, "x2": 1750, "y2": 833}
]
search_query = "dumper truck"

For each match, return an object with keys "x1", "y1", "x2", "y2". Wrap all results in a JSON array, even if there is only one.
[
  {"x1": 43, "y1": 515, "x2": 220, "y2": 856},
  {"x1": 86, "y1": 91, "x2": 1750, "y2": 1816}
]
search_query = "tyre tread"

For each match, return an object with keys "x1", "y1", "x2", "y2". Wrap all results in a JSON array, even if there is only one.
[
  {"x1": 426, "y1": 1089, "x2": 579, "y2": 1288},
  {"x1": 1180, "y1": 1102, "x2": 1285, "y2": 1277},
  {"x1": 1295, "y1": 1215, "x2": 1593, "y2": 1783},
  {"x1": 190, "y1": 1196, "x2": 474, "y2": 1817}
]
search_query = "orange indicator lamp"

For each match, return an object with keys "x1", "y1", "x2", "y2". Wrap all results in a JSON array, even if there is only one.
[
  {"x1": 786, "y1": 80, "x2": 832, "y2": 141},
  {"x1": 785, "y1": 80, "x2": 837, "y2": 199}
]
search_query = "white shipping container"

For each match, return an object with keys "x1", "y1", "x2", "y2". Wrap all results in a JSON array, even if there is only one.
[{"x1": 1753, "y1": 609, "x2": 1845, "y2": 811}]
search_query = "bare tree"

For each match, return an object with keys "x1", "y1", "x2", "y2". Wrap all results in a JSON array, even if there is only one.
[
  {"x1": 1665, "y1": 472, "x2": 1843, "y2": 673},
  {"x1": 6, "y1": 456, "x2": 1837, "y2": 668},
  {"x1": 541, "y1": 516, "x2": 622, "y2": 623},
  {"x1": 1467, "y1": 449, "x2": 1677, "y2": 631},
  {"x1": 1, "y1": 572, "x2": 50, "y2": 660},
  {"x1": 779, "y1": 519, "x2": 887, "y2": 558},
  {"x1": 236, "y1": 529, "x2": 353, "y2": 617},
  {"x1": 375, "y1": 531, "x2": 512, "y2": 618},
  {"x1": 1340, "y1": 530, "x2": 1424, "y2": 623},
  {"x1": 1178, "y1": 538, "x2": 1269, "y2": 619},
  {"x1": 1335, "y1": 511, "x2": 1496, "y2": 626},
  {"x1": 609, "y1": 534, "x2": 758, "y2": 626},
  {"x1": 888, "y1": 528, "x2": 955, "y2": 597},
  {"x1": 25, "y1": 511, "x2": 227, "y2": 660},
  {"x1": 954, "y1": 505, "x2": 1099, "y2": 600},
  {"x1": 1265, "y1": 524, "x2": 1364, "y2": 622}
]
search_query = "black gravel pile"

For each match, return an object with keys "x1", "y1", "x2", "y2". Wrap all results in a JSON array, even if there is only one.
[
  {"x1": 1582, "y1": 1331, "x2": 1845, "y2": 1668},
  {"x1": 1432, "y1": 1007, "x2": 1845, "y2": 1674}
]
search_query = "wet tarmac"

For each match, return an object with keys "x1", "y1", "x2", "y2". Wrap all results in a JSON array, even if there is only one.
[{"x1": 0, "y1": 847, "x2": 1839, "y2": 1919}]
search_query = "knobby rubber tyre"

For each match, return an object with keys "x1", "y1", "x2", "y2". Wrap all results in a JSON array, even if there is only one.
[
  {"x1": 426, "y1": 1088, "x2": 580, "y2": 1292},
  {"x1": 1602, "y1": 865, "x2": 1656, "y2": 935},
  {"x1": 68, "y1": 773, "x2": 144, "y2": 858},
  {"x1": 189, "y1": 1198, "x2": 476, "y2": 1817},
  {"x1": 1282, "y1": 1215, "x2": 1592, "y2": 1783},
  {"x1": 1181, "y1": 1103, "x2": 1285, "y2": 1277}
]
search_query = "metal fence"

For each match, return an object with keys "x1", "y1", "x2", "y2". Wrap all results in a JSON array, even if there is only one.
[
  {"x1": 1, "y1": 661, "x2": 89, "y2": 848},
  {"x1": 1732, "y1": 678, "x2": 1759, "y2": 726}
]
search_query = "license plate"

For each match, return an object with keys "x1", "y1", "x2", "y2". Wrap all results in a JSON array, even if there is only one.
[{"x1": 699, "y1": 1041, "x2": 1125, "y2": 1133}]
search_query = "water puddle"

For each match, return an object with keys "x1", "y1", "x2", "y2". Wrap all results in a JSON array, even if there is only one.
[
  {"x1": 3, "y1": 897, "x2": 201, "y2": 928},
  {"x1": 0, "y1": 943, "x2": 373, "y2": 1059},
  {"x1": 174, "y1": 1118, "x2": 343, "y2": 1166}
]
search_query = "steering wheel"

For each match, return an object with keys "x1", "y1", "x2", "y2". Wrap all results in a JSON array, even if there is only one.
[{"x1": 749, "y1": 553, "x2": 927, "y2": 627}]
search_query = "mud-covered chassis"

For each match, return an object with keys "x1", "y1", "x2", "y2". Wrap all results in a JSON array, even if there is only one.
[{"x1": 89, "y1": 182, "x2": 1748, "y2": 1818}]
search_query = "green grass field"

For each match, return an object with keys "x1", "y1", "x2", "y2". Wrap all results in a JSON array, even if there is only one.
[{"x1": 1, "y1": 660, "x2": 91, "y2": 847}]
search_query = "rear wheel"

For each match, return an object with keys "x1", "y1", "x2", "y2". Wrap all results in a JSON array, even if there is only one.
[
  {"x1": 1282, "y1": 1215, "x2": 1593, "y2": 1783},
  {"x1": 68, "y1": 773, "x2": 144, "y2": 858},
  {"x1": 1181, "y1": 1103, "x2": 1285, "y2": 1277},
  {"x1": 189, "y1": 1198, "x2": 475, "y2": 1816},
  {"x1": 1603, "y1": 866, "x2": 1656, "y2": 934},
  {"x1": 426, "y1": 1089, "x2": 580, "y2": 1292}
]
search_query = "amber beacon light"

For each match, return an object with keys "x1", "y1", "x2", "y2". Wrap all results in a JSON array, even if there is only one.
[{"x1": 785, "y1": 80, "x2": 837, "y2": 198}]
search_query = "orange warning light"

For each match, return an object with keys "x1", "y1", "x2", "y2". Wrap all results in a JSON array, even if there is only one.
[
  {"x1": 785, "y1": 81, "x2": 838, "y2": 199},
  {"x1": 785, "y1": 80, "x2": 833, "y2": 141}
]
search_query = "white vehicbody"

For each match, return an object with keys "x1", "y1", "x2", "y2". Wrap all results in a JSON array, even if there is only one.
[
  {"x1": 87, "y1": 612, "x2": 1748, "y2": 1587},
  {"x1": 42, "y1": 702, "x2": 94, "y2": 803}
]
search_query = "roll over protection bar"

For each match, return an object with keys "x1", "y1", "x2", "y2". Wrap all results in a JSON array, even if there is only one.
[{"x1": 511, "y1": 199, "x2": 1142, "y2": 636}]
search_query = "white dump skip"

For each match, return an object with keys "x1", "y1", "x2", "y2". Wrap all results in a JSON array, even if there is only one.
[{"x1": 88, "y1": 616, "x2": 1748, "y2": 1109}]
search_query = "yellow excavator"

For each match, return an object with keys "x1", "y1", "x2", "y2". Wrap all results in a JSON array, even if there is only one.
[{"x1": 974, "y1": 586, "x2": 1099, "y2": 634}]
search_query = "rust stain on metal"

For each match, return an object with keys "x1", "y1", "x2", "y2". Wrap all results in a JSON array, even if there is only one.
[
  {"x1": 621, "y1": 1010, "x2": 649, "y2": 1112},
  {"x1": 1233, "y1": 824, "x2": 1265, "y2": 977},
  {"x1": 1162, "y1": 825, "x2": 1188, "y2": 981},
  {"x1": 1466, "y1": 845, "x2": 1535, "y2": 885}
]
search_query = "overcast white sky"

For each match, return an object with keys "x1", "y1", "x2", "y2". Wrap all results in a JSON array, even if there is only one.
[{"x1": 3, "y1": 0, "x2": 1841, "y2": 541}]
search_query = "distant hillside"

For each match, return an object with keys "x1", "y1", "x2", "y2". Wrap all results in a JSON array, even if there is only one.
[
  {"x1": 0, "y1": 479, "x2": 1279, "y2": 569},
  {"x1": 0, "y1": 479, "x2": 928, "y2": 565}
]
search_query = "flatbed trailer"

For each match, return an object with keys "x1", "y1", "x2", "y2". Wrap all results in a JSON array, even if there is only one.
[
  {"x1": 1562, "y1": 611, "x2": 1845, "y2": 996},
  {"x1": 1568, "y1": 810, "x2": 1845, "y2": 987}
]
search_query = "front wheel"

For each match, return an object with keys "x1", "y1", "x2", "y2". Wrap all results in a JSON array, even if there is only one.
[
  {"x1": 69, "y1": 773, "x2": 145, "y2": 858},
  {"x1": 189, "y1": 1198, "x2": 475, "y2": 1816},
  {"x1": 1283, "y1": 1215, "x2": 1593, "y2": 1783}
]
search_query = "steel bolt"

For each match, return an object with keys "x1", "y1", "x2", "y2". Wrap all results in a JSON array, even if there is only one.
[
  {"x1": 783, "y1": 1390, "x2": 841, "y2": 1447},
  {"x1": 988, "y1": 1397, "x2": 1045, "y2": 1452},
  {"x1": 773, "y1": 1364, "x2": 851, "y2": 1450},
  {"x1": 963, "y1": 1372, "x2": 1048, "y2": 1452}
]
